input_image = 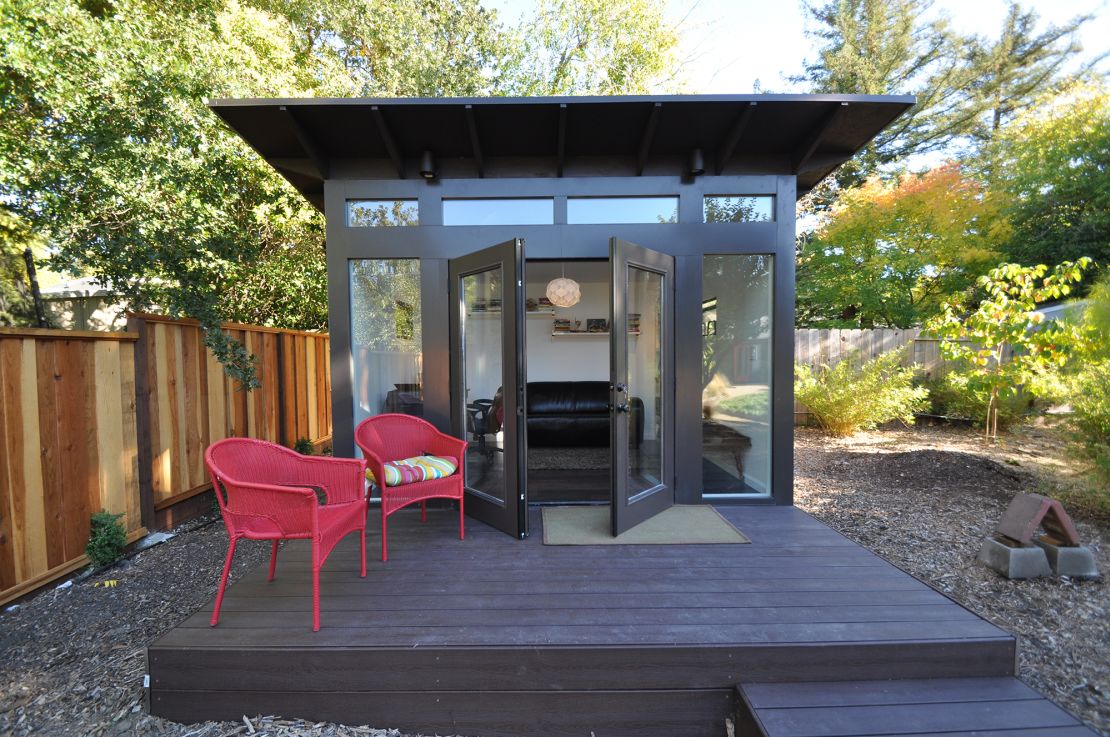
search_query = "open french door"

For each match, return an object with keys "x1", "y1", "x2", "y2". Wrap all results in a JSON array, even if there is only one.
[
  {"x1": 449, "y1": 239, "x2": 528, "y2": 539},
  {"x1": 610, "y1": 238, "x2": 675, "y2": 536}
]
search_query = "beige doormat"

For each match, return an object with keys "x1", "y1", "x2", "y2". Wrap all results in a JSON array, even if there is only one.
[{"x1": 542, "y1": 505, "x2": 750, "y2": 545}]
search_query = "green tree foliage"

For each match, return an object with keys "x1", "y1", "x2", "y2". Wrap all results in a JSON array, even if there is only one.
[
  {"x1": 927, "y1": 260, "x2": 1091, "y2": 439},
  {"x1": 0, "y1": 207, "x2": 42, "y2": 326},
  {"x1": 1065, "y1": 275, "x2": 1110, "y2": 488},
  {"x1": 0, "y1": 0, "x2": 681, "y2": 385},
  {"x1": 990, "y1": 82, "x2": 1110, "y2": 277},
  {"x1": 505, "y1": 0, "x2": 680, "y2": 95},
  {"x1": 796, "y1": 165, "x2": 1006, "y2": 328},
  {"x1": 796, "y1": 0, "x2": 1094, "y2": 195},
  {"x1": 795, "y1": 349, "x2": 929, "y2": 437}
]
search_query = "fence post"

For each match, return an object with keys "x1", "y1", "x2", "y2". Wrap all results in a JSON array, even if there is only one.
[{"x1": 127, "y1": 314, "x2": 156, "y2": 531}]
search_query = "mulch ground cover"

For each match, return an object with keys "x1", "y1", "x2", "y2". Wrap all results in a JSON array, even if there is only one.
[{"x1": 2, "y1": 423, "x2": 1106, "y2": 735}]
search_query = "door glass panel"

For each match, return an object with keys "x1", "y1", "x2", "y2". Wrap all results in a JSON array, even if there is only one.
[
  {"x1": 701, "y1": 254, "x2": 773, "y2": 496},
  {"x1": 461, "y1": 266, "x2": 506, "y2": 504},
  {"x1": 349, "y1": 259, "x2": 423, "y2": 446},
  {"x1": 626, "y1": 266, "x2": 663, "y2": 495}
]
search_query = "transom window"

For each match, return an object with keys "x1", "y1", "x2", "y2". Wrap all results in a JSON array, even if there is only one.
[
  {"x1": 703, "y1": 196, "x2": 775, "y2": 223},
  {"x1": 567, "y1": 196, "x2": 678, "y2": 224},
  {"x1": 347, "y1": 200, "x2": 419, "y2": 227},
  {"x1": 443, "y1": 198, "x2": 554, "y2": 226}
]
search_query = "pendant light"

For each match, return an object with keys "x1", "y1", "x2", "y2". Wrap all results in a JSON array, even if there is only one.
[{"x1": 545, "y1": 263, "x2": 581, "y2": 308}]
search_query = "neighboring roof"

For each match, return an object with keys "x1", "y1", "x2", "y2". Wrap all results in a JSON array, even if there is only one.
[{"x1": 208, "y1": 94, "x2": 915, "y2": 210}]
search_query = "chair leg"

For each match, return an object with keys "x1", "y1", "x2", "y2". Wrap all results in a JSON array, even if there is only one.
[
  {"x1": 268, "y1": 540, "x2": 279, "y2": 581},
  {"x1": 381, "y1": 507, "x2": 389, "y2": 563},
  {"x1": 421, "y1": 500, "x2": 427, "y2": 523},
  {"x1": 459, "y1": 495, "x2": 465, "y2": 540},
  {"x1": 210, "y1": 538, "x2": 237, "y2": 627},
  {"x1": 360, "y1": 526, "x2": 367, "y2": 578},
  {"x1": 311, "y1": 561, "x2": 321, "y2": 632}
]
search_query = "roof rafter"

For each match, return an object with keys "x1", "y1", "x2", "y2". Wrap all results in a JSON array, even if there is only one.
[
  {"x1": 372, "y1": 105, "x2": 405, "y2": 179},
  {"x1": 465, "y1": 105, "x2": 484, "y2": 178},
  {"x1": 636, "y1": 102, "x2": 662, "y2": 176},
  {"x1": 714, "y1": 102, "x2": 757, "y2": 175},
  {"x1": 792, "y1": 102, "x2": 848, "y2": 174},
  {"x1": 279, "y1": 106, "x2": 329, "y2": 180}
]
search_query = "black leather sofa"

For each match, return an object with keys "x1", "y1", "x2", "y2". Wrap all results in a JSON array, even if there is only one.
[{"x1": 526, "y1": 381, "x2": 643, "y2": 448}]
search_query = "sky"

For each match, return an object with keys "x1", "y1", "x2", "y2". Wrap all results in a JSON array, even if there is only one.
[{"x1": 484, "y1": 0, "x2": 1110, "y2": 94}]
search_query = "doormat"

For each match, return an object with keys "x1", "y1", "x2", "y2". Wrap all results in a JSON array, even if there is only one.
[
  {"x1": 542, "y1": 505, "x2": 750, "y2": 545},
  {"x1": 528, "y1": 446, "x2": 609, "y2": 470}
]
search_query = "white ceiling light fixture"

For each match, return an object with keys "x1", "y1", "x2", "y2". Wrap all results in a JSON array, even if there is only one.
[{"x1": 545, "y1": 264, "x2": 581, "y2": 308}]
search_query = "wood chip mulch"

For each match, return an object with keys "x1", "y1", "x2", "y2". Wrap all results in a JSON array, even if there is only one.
[{"x1": 794, "y1": 424, "x2": 1109, "y2": 736}]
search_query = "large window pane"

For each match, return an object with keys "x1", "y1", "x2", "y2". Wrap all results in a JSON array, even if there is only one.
[
  {"x1": 704, "y1": 196, "x2": 774, "y2": 223},
  {"x1": 349, "y1": 260, "x2": 423, "y2": 439},
  {"x1": 444, "y1": 198, "x2": 553, "y2": 226},
  {"x1": 347, "y1": 200, "x2": 419, "y2": 227},
  {"x1": 568, "y1": 196, "x2": 678, "y2": 224},
  {"x1": 702, "y1": 255, "x2": 773, "y2": 496}
]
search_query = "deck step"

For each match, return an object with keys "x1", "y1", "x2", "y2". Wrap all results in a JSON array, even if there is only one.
[{"x1": 733, "y1": 677, "x2": 1096, "y2": 737}]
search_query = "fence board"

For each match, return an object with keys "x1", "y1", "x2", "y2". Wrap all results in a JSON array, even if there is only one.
[{"x1": 1, "y1": 317, "x2": 329, "y2": 605}]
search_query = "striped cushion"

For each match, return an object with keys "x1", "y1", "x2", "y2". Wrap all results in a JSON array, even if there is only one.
[{"x1": 366, "y1": 455, "x2": 459, "y2": 487}]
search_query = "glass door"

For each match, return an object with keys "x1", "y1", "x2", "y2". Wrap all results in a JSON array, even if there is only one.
[
  {"x1": 609, "y1": 238, "x2": 675, "y2": 535},
  {"x1": 449, "y1": 239, "x2": 528, "y2": 539}
]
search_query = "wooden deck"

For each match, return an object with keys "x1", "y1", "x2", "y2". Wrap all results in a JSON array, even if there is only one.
[{"x1": 148, "y1": 506, "x2": 1022, "y2": 736}]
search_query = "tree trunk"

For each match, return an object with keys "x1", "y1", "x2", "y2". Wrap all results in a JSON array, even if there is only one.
[{"x1": 22, "y1": 248, "x2": 48, "y2": 328}]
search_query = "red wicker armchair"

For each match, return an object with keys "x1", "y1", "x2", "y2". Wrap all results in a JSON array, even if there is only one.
[
  {"x1": 205, "y1": 438, "x2": 368, "y2": 631},
  {"x1": 355, "y1": 414, "x2": 467, "y2": 562}
]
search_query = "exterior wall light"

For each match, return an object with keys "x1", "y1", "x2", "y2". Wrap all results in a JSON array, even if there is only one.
[
  {"x1": 419, "y1": 150, "x2": 436, "y2": 180},
  {"x1": 688, "y1": 148, "x2": 706, "y2": 177}
]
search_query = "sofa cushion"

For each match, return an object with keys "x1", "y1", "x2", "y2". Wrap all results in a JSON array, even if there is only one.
[{"x1": 527, "y1": 381, "x2": 610, "y2": 416}]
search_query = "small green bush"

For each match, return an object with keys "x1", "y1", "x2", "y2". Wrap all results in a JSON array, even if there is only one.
[
  {"x1": 293, "y1": 437, "x2": 314, "y2": 455},
  {"x1": 795, "y1": 350, "x2": 928, "y2": 437},
  {"x1": 86, "y1": 510, "x2": 127, "y2": 568},
  {"x1": 1067, "y1": 360, "x2": 1110, "y2": 487},
  {"x1": 921, "y1": 371, "x2": 1035, "y2": 431}
]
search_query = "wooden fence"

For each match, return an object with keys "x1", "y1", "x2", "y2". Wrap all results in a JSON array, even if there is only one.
[{"x1": 0, "y1": 317, "x2": 330, "y2": 605}]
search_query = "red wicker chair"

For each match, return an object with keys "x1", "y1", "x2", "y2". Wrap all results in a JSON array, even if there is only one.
[
  {"x1": 355, "y1": 414, "x2": 467, "y2": 562},
  {"x1": 205, "y1": 438, "x2": 368, "y2": 631}
]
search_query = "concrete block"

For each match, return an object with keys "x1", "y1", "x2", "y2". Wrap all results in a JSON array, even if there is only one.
[
  {"x1": 1034, "y1": 538, "x2": 1100, "y2": 579},
  {"x1": 976, "y1": 536, "x2": 1052, "y2": 579}
]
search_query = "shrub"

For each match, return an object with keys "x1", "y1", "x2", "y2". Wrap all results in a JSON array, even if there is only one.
[
  {"x1": 921, "y1": 371, "x2": 1035, "y2": 431},
  {"x1": 716, "y1": 387, "x2": 770, "y2": 419},
  {"x1": 795, "y1": 350, "x2": 928, "y2": 437},
  {"x1": 1068, "y1": 360, "x2": 1110, "y2": 487},
  {"x1": 293, "y1": 437, "x2": 314, "y2": 455},
  {"x1": 86, "y1": 511, "x2": 127, "y2": 568}
]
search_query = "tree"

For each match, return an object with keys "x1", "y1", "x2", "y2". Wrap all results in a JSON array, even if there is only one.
[
  {"x1": 504, "y1": 0, "x2": 681, "y2": 95},
  {"x1": 795, "y1": 0, "x2": 980, "y2": 190},
  {"x1": 926, "y1": 259, "x2": 1092, "y2": 439},
  {"x1": 990, "y1": 82, "x2": 1110, "y2": 279},
  {"x1": 966, "y1": 3, "x2": 1101, "y2": 148},
  {"x1": 0, "y1": 208, "x2": 42, "y2": 326},
  {"x1": 796, "y1": 165, "x2": 1006, "y2": 328}
]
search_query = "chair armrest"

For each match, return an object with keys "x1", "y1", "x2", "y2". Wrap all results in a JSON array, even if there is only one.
[
  {"x1": 282, "y1": 454, "x2": 367, "y2": 505},
  {"x1": 424, "y1": 429, "x2": 468, "y2": 460},
  {"x1": 217, "y1": 477, "x2": 320, "y2": 536},
  {"x1": 360, "y1": 448, "x2": 389, "y2": 495}
]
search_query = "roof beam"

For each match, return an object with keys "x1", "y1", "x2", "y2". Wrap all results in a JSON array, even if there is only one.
[
  {"x1": 636, "y1": 102, "x2": 662, "y2": 176},
  {"x1": 714, "y1": 102, "x2": 757, "y2": 175},
  {"x1": 465, "y1": 105, "x2": 484, "y2": 178},
  {"x1": 279, "y1": 106, "x2": 329, "y2": 180},
  {"x1": 792, "y1": 102, "x2": 848, "y2": 174},
  {"x1": 371, "y1": 105, "x2": 405, "y2": 179},
  {"x1": 556, "y1": 103, "x2": 567, "y2": 177}
]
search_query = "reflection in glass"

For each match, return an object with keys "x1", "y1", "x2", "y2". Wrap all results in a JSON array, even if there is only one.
[
  {"x1": 626, "y1": 266, "x2": 663, "y2": 494},
  {"x1": 568, "y1": 197, "x2": 678, "y2": 224},
  {"x1": 444, "y1": 198, "x2": 554, "y2": 226},
  {"x1": 461, "y1": 267, "x2": 506, "y2": 504},
  {"x1": 347, "y1": 200, "x2": 419, "y2": 227},
  {"x1": 701, "y1": 255, "x2": 773, "y2": 495},
  {"x1": 703, "y1": 196, "x2": 774, "y2": 223},
  {"x1": 349, "y1": 260, "x2": 423, "y2": 443}
]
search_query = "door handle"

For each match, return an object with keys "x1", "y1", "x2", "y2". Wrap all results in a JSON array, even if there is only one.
[
  {"x1": 614, "y1": 382, "x2": 628, "y2": 393},
  {"x1": 615, "y1": 403, "x2": 629, "y2": 413}
]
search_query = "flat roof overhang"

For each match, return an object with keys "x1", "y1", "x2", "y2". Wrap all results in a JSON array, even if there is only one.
[{"x1": 208, "y1": 94, "x2": 915, "y2": 210}]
